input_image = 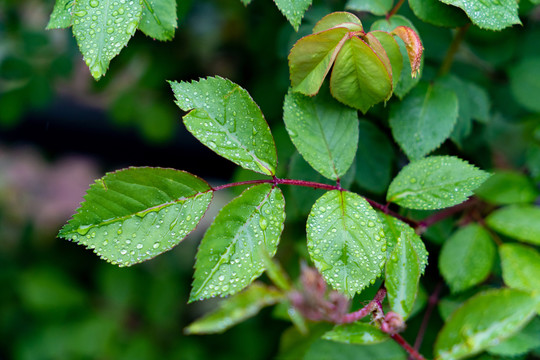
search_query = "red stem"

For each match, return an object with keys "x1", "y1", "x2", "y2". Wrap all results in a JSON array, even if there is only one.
[
  {"x1": 413, "y1": 282, "x2": 443, "y2": 354},
  {"x1": 392, "y1": 334, "x2": 426, "y2": 360},
  {"x1": 387, "y1": 0, "x2": 405, "y2": 19},
  {"x1": 417, "y1": 198, "x2": 477, "y2": 230},
  {"x1": 340, "y1": 288, "x2": 387, "y2": 323}
]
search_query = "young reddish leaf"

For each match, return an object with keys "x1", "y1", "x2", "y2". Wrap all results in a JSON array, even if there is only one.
[
  {"x1": 312, "y1": 11, "x2": 363, "y2": 33},
  {"x1": 289, "y1": 27, "x2": 350, "y2": 95},
  {"x1": 368, "y1": 31, "x2": 402, "y2": 89},
  {"x1": 330, "y1": 36, "x2": 392, "y2": 113},
  {"x1": 391, "y1": 26, "x2": 423, "y2": 78}
]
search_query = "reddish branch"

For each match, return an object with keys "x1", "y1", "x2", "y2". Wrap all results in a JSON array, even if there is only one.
[
  {"x1": 387, "y1": 0, "x2": 405, "y2": 19},
  {"x1": 413, "y1": 282, "x2": 443, "y2": 354}
]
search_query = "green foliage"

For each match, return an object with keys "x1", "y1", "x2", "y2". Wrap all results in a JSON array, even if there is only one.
[
  {"x1": 323, "y1": 323, "x2": 389, "y2": 344},
  {"x1": 500, "y1": 244, "x2": 540, "y2": 294},
  {"x1": 345, "y1": 0, "x2": 393, "y2": 16},
  {"x1": 435, "y1": 289, "x2": 539, "y2": 360},
  {"x1": 306, "y1": 190, "x2": 386, "y2": 297},
  {"x1": 408, "y1": 0, "x2": 469, "y2": 28},
  {"x1": 273, "y1": 0, "x2": 312, "y2": 31},
  {"x1": 486, "y1": 205, "x2": 540, "y2": 245},
  {"x1": 387, "y1": 156, "x2": 490, "y2": 210},
  {"x1": 475, "y1": 171, "x2": 539, "y2": 205},
  {"x1": 438, "y1": 0, "x2": 521, "y2": 30},
  {"x1": 439, "y1": 224, "x2": 495, "y2": 294},
  {"x1": 139, "y1": 0, "x2": 177, "y2": 41},
  {"x1": 509, "y1": 57, "x2": 540, "y2": 113}
]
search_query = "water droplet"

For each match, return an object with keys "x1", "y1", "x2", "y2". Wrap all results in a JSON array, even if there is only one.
[
  {"x1": 90, "y1": 0, "x2": 99, "y2": 7},
  {"x1": 259, "y1": 218, "x2": 267, "y2": 231},
  {"x1": 153, "y1": 242, "x2": 160, "y2": 249},
  {"x1": 136, "y1": 243, "x2": 143, "y2": 249},
  {"x1": 74, "y1": 10, "x2": 87, "y2": 17}
]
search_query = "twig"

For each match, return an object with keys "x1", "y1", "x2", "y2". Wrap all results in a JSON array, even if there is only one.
[
  {"x1": 417, "y1": 198, "x2": 477, "y2": 231},
  {"x1": 437, "y1": 23, "x2": 471, "y2": 77},
  {"x1": 387, "y1": 0, "x2": 405, "y2": 19},
  {"x1": 392, "y1": 334, "x2": 426, "y2": 360},
  {"x1": 340, "y1": 287, "x2": 387, "y2": 323},
  {"x1": 413, "y1": 282, "x2": 443, "y2": 354}
]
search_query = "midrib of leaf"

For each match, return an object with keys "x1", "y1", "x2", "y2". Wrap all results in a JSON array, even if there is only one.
[
  {"x1": 191, "y1": 188, "x2": 274, "y2": 299},
  {"x1": 142, "y1": 0, "x2": 161, "y2": 24},
  {"x1": 92, "y1": 0, "x2": 112, "y2": 70},
  {"x1": 312, "y1": 101, "x2": 338, "y2": 178},
  {"x1": 339, "y1": 193, "x2": 369, "y2": 258}
]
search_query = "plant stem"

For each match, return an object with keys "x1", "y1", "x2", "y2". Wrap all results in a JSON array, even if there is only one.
[
  {"x1": 417, "y1": 198, "x2": 477, "y2": 231},
  {"x1": 413, "y1": 282, "x2": 443, "y2": 353},
  {"x1": 210, "y1": 178, "x2": 341, "y2": 192},
  {"x1": 340, "y1": 287, "x2": 387, "y2": 323},
  {"x1": 437, "y1": 23, "x2": 471, "y2": 77},
  {"x1": 392, "y1": 334, "x2": 426, "y2": 360},
  {"x1": 387, "y1": 0, "x2": 405, "y2": 19},
  {"x1": 367, "y1": 200, "x2": 419, "y2": 228}
]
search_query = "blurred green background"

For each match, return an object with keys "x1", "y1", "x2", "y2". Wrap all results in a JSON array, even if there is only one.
[{"x1": 2, "y1": 0, "x2": 540, "y2": 359}]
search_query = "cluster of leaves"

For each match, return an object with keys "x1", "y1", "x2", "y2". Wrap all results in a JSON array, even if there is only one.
[{"x1": 54, "y1": 1, "x2": 540, "y2": 360}]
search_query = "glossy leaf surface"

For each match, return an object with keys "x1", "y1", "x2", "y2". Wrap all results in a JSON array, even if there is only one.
[
  {"x1": 387, "y1": 156, "x2": 490, "y2": 210},
  {"x1": 59, "y1": 167, "x2": 213, "y2": 266},
  {"x1": 72, "y1": 0, "x2": 143, "y2": 80},
  {"x1": 439, "y1": 224, "x2": 495, "y2": 293},
  {"x1": 311, "y1": 12, "x2": 363, "y2": 33},
  {"x1": 408, "y1": 0, "x2": 469, "y2": 28},
  {"x1": 190, "y1": 184, "x2": 285, "y2": 302},
  {"x1": 289, "y1": 28, "x2": 349, "y2": 96},
  {"x1": 283, "y1": 89, "x2": 358, "y2": 180},
  {"x1": 435, "y1": 289, "x2": 539, "y2": 360},
  {"x1": 273, "y1": 0, "x2": 312, "y2": 31},
  {"x1": 486, "y1": 205, "x2": 540, "y2": 245},
  {"x1": 369, "y1": 31, "x2": 403, "y2": 88},
  {"x1": 389, "y1": 82, "x2": 458, "y2": 160},
  {"x1": 330, "y1": 36, "x2": 392, "y2": 113},
  {"x1": 323, "y1": 323, "x2": 389, "y2": 344},
  {"x1": 185, "y1": 283, "x2": 284, "y2": 334},
  {"x1": 307, "y1": 191, "x2": 386, "y2": 297},
  {"x1": 47, "y1": 0, "x2": 73, "y2": 29},
  {"x1": 139, "y1": 0, "x2": 177, "y2": 41},
  {"x1": 170, "y1": 77, "x2": 277, "y2": 176},
  {"x1": 500, "y1": 243, "x2": 540, "y2": 294},
  {"x1": 439, "y1": 0, "x2": 521, "y2": 30}
]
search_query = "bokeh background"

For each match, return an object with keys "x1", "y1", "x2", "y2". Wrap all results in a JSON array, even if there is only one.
[{"x1": 2, "y1": 0, "x2": 540, "y2": 359}]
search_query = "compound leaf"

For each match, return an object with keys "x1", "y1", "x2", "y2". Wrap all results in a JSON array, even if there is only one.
[
  {"x1": 307, "y1": 190, "x2": 387, "y2": 297},
  {"x1": 139, "y1": 0, "x2": 177, "y2": 41},
  {"x1": 486, "y1": 205, "x2": 540, "y2": 245},
  {"x1": 500, "y1": 243, "x2": 540, "y2": 294},
  {"x1": 71, "y1": 0, "x2": 143, "y2": 80},
  {"x1": 170, "y1": 77, "x2": 278, "y2": 176},
  {"x1": 439, "y1": 224, "x2": 495, "y2": 294},
  {"x1": 435, "y1": 289, "x2": 539, "y2": 360},
  {"x1": 323, "y1": 323, "x2": 390, "y2": 344},
  {"x1": 58, "y1": 167, "x2": 213, "y2": 267},
  {"x1": 330, "y1": 36, "x2": 392, "y2": 113},
  {"x1": 389, "y1": 82, "x2": 458, "y2": 160},
  {"x1": 368, "y1": 31, "x2": 403, "y2": 89},
  {"x1": 47, "y1": 0, "x2": 74, "y2": 29},
  {"x1": 273, "y1": 0, "x2": 312, "y2": 31},
  {"x1": 190, "y1": 184, "x2": 285, "y2": 302},
  {"x1": 439, "y1": 0, "x2": 521, "y2": 31},
  {"x1": 289, "y1": 27, "x2": 350, "y2": 96},
  {"x1": 283, "y1": 89, "x2": 358, "y2": 181},
  {"x1": 387, "y1": 156, "x2": 490, "y2": 210},
  {"x1": 185, "y1": 282, "x2": 284, "y2": 334}
]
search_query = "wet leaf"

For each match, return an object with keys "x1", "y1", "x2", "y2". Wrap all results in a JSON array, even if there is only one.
[
  {"x1": 500, "y1": 243, "x2": 540, "y2": 294},
  {"x1": 486, "y1": 205, "x2": 540, "y2": 245},
  {"x1": 47, "y1": 0, "x2": 74, "y2": 29},
  {"x1": 185, "y1": 283, "x2": 284, "y2": 334},
  {"x1": 387, "y1": 156, "x2": 490, "y2": 210},
  {"x1": 389, "y1": 82, "x2": 458, "y2": 160},
  {"x1": 487, "y1": 317, "x2": 540, "y2": 357},
  {"x1": 323, "y1": 323, "x2": 390, "y2": 344},
  {"x1": 306, "y1": 190, "x2": 387, "y2": 297},
  {"x1": 435, "y1": 289, "x2": 539, "y2": 360},
  {"x1": 71, "y1": 0, "x2": 143, "y2": 80},
  {"x1": 439, "y1": 0, "x2": 521, "y2": 30},
  {"x1": 59, "y1": 167, "x2": 213, "y2": 266},
  {"x1": 190, "y1": 184, "x2": 285, "y2": 301},
  {"x1": 305, "y1": 338, "x2": 406, "y2": 360},
  {"x1": 170, "y1": 77, "x2": 278, "y2": 176},
  {"x1": 139, "y1": 0, "x2": 177, "y2": 41},
  {"x1": 273, "y1": 0, "x2": 312, "y2": 31},
  {"x1": 283, "y1": 88, "x2": 358, "y2": 180},
  {"x1": 439, "y1": 224, "x2": 495, "y2": 293}
]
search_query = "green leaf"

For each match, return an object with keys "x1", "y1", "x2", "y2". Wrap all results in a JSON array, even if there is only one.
[
  {"x1": 500, "y1": 243, "x2": 540, "y2": 294},
  {"x1": 170, "y1": 77, "x2": 278, "y2": 176},
  {"x1": 283, "y1": 88, "x2": 358, "y2": 181},
  {"x1": 47, "y1": 0, "x2": 74, "y2": 29},
  {"x1": 71, "y1": 0, "x2": 143, "y2": 80},
  {"x1": 385, "y1": 233, "x2": 421, "y2": 319},
  {"x1": 345, "y1": 0, "x2": 393, "y2": 16},
  {"x1": 387, "y1": 156, "x2": 490, "y2": 210},
  {"x1": 184, "y1": 283, "x2": 284, "y2": 334},
  {"x1": 190, "y1": 184, "x2": 285, "y2": 302},
  {"x1": 312, "y1": 12, "x2": 363, "y2": 34},
  {"x1": 369, "y1": 31, "x2": 403, "y2": 89},
  {"x1": 139, "y1": 0, "x2": 177, "y2": 41},
  {"x1": 526, "y1": 144, "x2": 540, "y2": 182},
  {"x1": 306, "y1": 190, "x2": 387, "y2": 297},
  {"x1": 273, "y1": 0, "x2": 312, "y2": 31},
  {"x1": 438, "y1": 0, "x2": 521, "y2": 30},
  {"x1": 439, "y1": 224, "x2": 495, "y2": 294},
  {"x1": 389, "y1": 82, "x2": 458, "y2": 160},
  {"x1": 355, "y1": 120, "x2": 395, "y2": 195},
  {"x1": 323, "y1": 323, "x2": 390, "y2": 344},
  {"x1": 380, "y1": 214, "x2": 428, "y2": 274},
  {"x1": 475, "y1": 170, "x2": 539, "y2": 205},
  {"x1": 435, "y1": 289, "x2": 539, "y2": 360},
  {"x1": 509, "y1": 57, "x2": 540, "y2": 113},
  {"x1": 371, "y1": 15, "x2": 423, "y2": 98},
  {"x1": 330, "y1": 36, "x2": 392, "y2": 113},
  {"x1": 304, "y1": 338, "x2": 406, "y2": 360},
  {"x1": 289, "y1": 27, "x2": 350, "y2": 95},
  {"x1": 58, "y1": 167, "x2": 213, "y2": 266},
  {"x1": 486, "y1": 205, "x2": 540, "y2": 245},
  {"x1": 408, "y1": 0, "x2": 469, "y2": 28},
  {"x1": 487, "y1": 317, "x2": 540, "y2": 357}
]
